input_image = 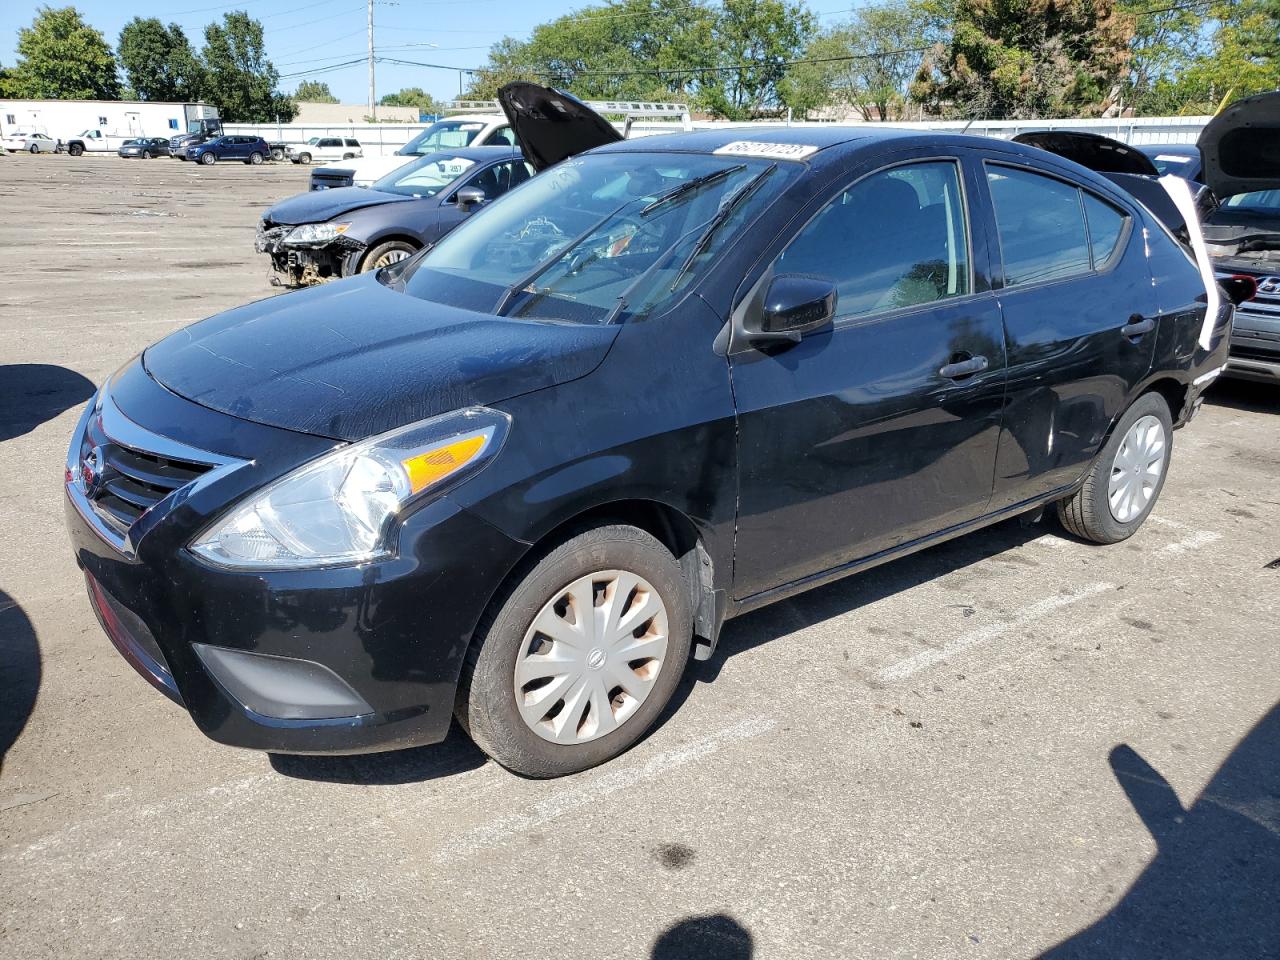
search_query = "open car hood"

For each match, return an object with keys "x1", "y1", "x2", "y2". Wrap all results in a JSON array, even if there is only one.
[
  {"x1": 1197, "y1": 91, "x2": 1280, "y2": 199},
  {"x1": 497, "y1": 82, "x2": 623, "y2": 172},
  {"x1": 1012, "y1": 131, "x2": 1159, "y2": 176}
]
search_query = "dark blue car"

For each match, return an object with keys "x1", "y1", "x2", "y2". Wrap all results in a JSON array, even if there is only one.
[{"x1": 187, "y1": 135, "x2": 271, "y2": 166}]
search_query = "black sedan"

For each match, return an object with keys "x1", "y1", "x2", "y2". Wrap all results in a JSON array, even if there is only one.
[
  {"x1": 66, "y1": 84, "x2": 1242, "y2": 777},
  {"x1": 117, "y1": 137, "x2": 172, "y2": 159},
  {"x1": 257, "y1": 146, "x2": 534, "y2": 286}
]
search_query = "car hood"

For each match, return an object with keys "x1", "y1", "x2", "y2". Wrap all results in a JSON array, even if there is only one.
[
  {"x1": 265, "y1": 187, "x2": 408, "y2": 226},
  {"x1": 1197, "y1": 91, "x2": 1280, "y2": 199},
  {"x1": 1012, "y1": 131, "x2": 1159, "y2": 176},
  {"x1": 497, "y1": 82, "x2": 622, "y2": 172},
  {"x1": 143, "y1": 274, "x2": 619, "y2": 441},
  {"x1": 315, "y1": 154, "x2": 414, "y2": 184}
]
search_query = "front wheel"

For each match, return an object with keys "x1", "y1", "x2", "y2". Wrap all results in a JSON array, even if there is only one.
[
  {"x1": 358, "y1": 240, "x2": 417, "y2": 274},
  {"x1": 297, "y1": 152, "x2": 311, "y2": 165},
  {"x1": 271, "y1": 147, "x2": 285, "y2": 161},
  {"x1": 29, "y1": 143, "x2": 39, "y2": 154},
  {"x1": 68, "y1": 143, "x2": 83, "y2": 157},
  {"x1": 1057, "y1": 392, "x2": 1173, "y2": 544},
  {"x1": 200, "y1": 152, "x2": 216, "y2": 165},
  {"x1": 457, "y1": 525, "x2": 693, "y2": 778}
]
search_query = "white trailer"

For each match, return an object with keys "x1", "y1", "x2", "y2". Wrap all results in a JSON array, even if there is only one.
[{"x1": 0, "y1": 99, "x2": 220, "y2": 150}]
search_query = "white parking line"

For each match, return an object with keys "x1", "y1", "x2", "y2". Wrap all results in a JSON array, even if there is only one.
[
  {"x1": 875, "y1": 582, "x2": 1115, "y2": 684},
  {"x1": 432, "y1": 717, "x2": 777, "y2": 864},
  {"x1": 1163, "y1": 530, "x2": 1223, "y2": 554}
]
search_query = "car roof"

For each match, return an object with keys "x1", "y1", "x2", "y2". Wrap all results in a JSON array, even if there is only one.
[{"x1": 1137, "y1": 143, "x2": 1199, "y2": 157}]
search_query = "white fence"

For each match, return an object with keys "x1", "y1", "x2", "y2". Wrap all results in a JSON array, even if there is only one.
[{"x1": 226, "y1": 113, "x2": 1211, "y2": 158}]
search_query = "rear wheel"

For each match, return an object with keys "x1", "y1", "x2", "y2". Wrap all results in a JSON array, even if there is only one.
[
  {"x1": 457, "y1": 525, "x2": 693, "y2": 777},
  {"x1": 271, "y1": 147, "x2": 285, "y2": 161},
  {"x1": 342, "y1": 152, "x2": 355, "y2": 160},
  {"x1": 358, "y1": 240, "x2": 417, "y2": 274},
  {"x1": 248, "y1": 152, "x2": 264, "y2": 165},
  {"x1": 1057, "y1": 392, "x2": 1173, "y2": 544},
  {"x1": 142, "y1": 149, "x2": 152, "y2": 160},
  {"x1": 200, "y1": 152, "x2": 216, "y2": 165}
]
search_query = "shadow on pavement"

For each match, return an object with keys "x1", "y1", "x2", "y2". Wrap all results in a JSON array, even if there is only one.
[
  {"x1": 651, "y1": 913, "x2": 753, "y2": 959},
  {"x1": 0, "y1": 363, "x2": 95, "y2": 443},
  {"x1": 1202, "y1": 377, "x2": 1278, "y2": 415},
  {"x1": 1043, "y1": 703, "x2": 1280, "y2": 959},
  {"x1": 0, "y1": 590, "x2": 40, "y2": 776},
  {"x1": 268, "y1": 723, "x2": 486, "y2": 785}
]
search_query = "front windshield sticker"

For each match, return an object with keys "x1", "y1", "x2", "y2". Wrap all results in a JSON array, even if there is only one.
[
  {"x1": 713, "y1": 141, "x2": 819, "y2": 161},
  {"x1": 1155, "y1": 154, "x2": 1191, "y2": 164}
]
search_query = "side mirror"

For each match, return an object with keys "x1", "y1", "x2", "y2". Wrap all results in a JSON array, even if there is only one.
[
  {"x1": 455, "y1": 186, "x2": 486, "y2": 211},
  {"x1": 1219, "y1": 275, "x2": 1257, "y2": 307},
  {"x1": 746, "y1": 275, "x2": 837, "y2": 343}
]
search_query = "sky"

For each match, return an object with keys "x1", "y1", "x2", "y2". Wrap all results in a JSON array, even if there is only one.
[{"x1": 3, "y1": 0, "x2": 863, "y2": 106}]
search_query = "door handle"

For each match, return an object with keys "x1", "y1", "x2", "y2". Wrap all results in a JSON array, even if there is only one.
[
  {"x1": 1121, "y1": 316, "x2": 1156, "y2": 338},
  {"x1": 938, "y1": 355, "x2": 989, "y2": 380}
]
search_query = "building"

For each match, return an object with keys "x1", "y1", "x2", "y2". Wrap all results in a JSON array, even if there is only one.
[
  {"x1": 293, "y1": 101, "x2": 420, "y2": 124},
  {"x1": 0, "y1": 99, "x2": 219, "y2": 140}
]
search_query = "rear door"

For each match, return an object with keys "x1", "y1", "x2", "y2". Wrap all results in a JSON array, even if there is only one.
[
  {"x1": 978, "y1": 160, "x2": 1159, "y2": 509},
  {"x1": 730, "y1": 153, "x2": 1008, "y2": 599}
]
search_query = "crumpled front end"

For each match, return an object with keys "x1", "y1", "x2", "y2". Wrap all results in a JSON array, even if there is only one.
[{"x1": 256, "y1": 218, "x2": 366, "y2": 287}]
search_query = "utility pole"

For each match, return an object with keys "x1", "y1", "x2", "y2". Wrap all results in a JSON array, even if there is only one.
[{"x1": 367, "y1": 0, "x2": 376, "y2": 121}]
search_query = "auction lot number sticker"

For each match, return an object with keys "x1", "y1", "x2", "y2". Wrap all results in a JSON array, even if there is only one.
[{"x1": 713, "y1": 141, "x2": 821, "y2": 160}]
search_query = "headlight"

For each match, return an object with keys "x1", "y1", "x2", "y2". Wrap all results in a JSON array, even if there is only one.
[
  {"x1": 284, "y1": 222, "x2": 351, "y2": 245},
  {"x1": 190, "y1": 407, "x2": 510, "y2": 570}
]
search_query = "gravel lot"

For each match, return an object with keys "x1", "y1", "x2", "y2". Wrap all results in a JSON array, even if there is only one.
[{"x1": 1, "y1": 151, "x2": 1277, "y2": 960}]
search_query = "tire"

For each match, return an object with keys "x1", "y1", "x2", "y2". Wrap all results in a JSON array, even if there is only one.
[
  {"x1": 297, "y1": 152, "x2": 311, "y2": 165},
  {"x1": 68, "y1": 142, "x2": 83, "y2": 157},
  {"x1": 29, "y1": 144, "x2": 39, "y2": 154},
  {"x1": 358, "y1": 240, "x2": 418, "y2": 274},
  {"x1": 271, "y1": 147, "x2": 285, "y2": 161},
  {"x1": 248, "y1": 152, "x2": 263, "y2": 165},
  {"x1": 457, "y1": 524, "x2": 694, "y2": 778},
  {"x1": 142, "y1": 150, "x2": 152, "y2": 160},
  {"x1": 343, "y1": 152, "x2": 355, "y2": 160},
  {"x1": 1057, "y1": 392, "x2": 1173, "y2": 544},
  {"x1": 200, "y1": 152, "x2": 216, "y2": 165}
]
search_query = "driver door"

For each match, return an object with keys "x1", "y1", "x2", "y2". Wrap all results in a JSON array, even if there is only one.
[
  {"x1": 730, "y1": 155, "x2": 1007, "y2": 599},
  {"x1": 437, "y1": 160, "x2": 533, "y2": 233}
]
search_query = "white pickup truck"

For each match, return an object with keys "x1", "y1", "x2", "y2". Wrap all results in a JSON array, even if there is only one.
[{"x1": 65, "y1": 129, "x2": 142, "y2": 156}]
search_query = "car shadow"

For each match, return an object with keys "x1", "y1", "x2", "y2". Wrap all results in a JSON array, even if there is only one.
[
  {"x1": 1203, "y1": 377, "x2": 1277, "y2": 414},
  {"x1": 0, "y1": 589, "x2": 40, "y2": 777},
  {"x1": 267, "y1": 723, "x2": 487, "y2": 784},
  {"x1": 0, "y1": 363, "x2": 96, "y2": 443},
  {"x1": 651, "y1": 914, "x2": 754, "y2": 959},
  {"x1": 1042, "y1": 702, "x2": 1280, "y2": 959}
]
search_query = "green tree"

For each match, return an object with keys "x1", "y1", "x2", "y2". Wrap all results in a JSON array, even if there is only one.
[
  {"x1": 911, "y1": 0, "x2": 1135, "y2": 119},
  {"x1": 380, "y1": 86, "x2": 446, "y2": 116},
  {"x1": 6, "y1": 6, "x2": 121, "y2": 100},
  {"x1": 201, "y1": 11, "x2": 296, "y2": 122},
  {"x1": 295, "y1": 80, "x2": 338, "y2": 102},
  {"x1": 118, "y1": 18, "x2": 204, "y2": 101},
  {"x1": 704, "y1": 0, "x2": 816, "y2": 119},
  {"x1": 782, "y1": 1, "x2": 935, "y2": 120}
]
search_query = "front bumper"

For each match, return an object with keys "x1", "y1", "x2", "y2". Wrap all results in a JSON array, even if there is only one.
[{"x1": 65, "y1": 361, "x2": 526, "y2": 754}]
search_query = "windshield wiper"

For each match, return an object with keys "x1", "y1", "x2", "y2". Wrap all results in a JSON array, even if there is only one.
[
  {"x1": 668, "y1": 163, "x2": 777, "y2": 291},
  {"x1": 640, "y1": 164, "x2": 746, "y2": 216}
]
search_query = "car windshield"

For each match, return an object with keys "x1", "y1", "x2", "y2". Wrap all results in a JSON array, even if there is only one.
[
  {"x1": 398, "y1": 152, "x2": 797, "y2": 324},
  {"x1": 1224, "y1": 190, "x2": 1280, "y2": 213},
  {"x1": 373, "y1": 154, "x2": 479, "y2": 198},
  {"x1": 397, "y1": 120, "x2": 490, "y2": 156},
  {"x1": 1145, "y1": 151, "x2": 1197, "y2": 176}
]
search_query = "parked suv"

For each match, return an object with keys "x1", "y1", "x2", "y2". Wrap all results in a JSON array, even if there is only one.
[
  {"x1": 186, "y1": 135, "x2": 271, "y2": 165},
  {"x1": 287, "y1": 137, "x2": 362, "y2": 165},
  {"x1": 66, "y1": 83, "x2": 1241, "y2": 778}
]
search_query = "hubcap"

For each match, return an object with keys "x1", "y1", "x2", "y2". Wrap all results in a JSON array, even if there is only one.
[
  {"x1": 373, "y1": 249, "x2": 411, "y2": 268},
  {"x1": 514, "y1": 569, "x2": 669, "y2": 745},
  {"x1": 1108, "y1": 415, "x2": 1165, "y2": 522}
]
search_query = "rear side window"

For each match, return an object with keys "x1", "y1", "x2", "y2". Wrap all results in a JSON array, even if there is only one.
[
  {"x1": 485, "y1": 126, "x2": 515, "y2": 146},
  {"x1": 1082, "y1": 192, "x2": 1126, "y2": 269},
  {"x1": 344, "y1": 139, "x2": 360, "y2": 147},
  {"x1": 777, "y1": 160, "x2": 971, "y2": 320},
  {"x1": 987, "y1": 166, "x2": 1090, "y2": 285}
]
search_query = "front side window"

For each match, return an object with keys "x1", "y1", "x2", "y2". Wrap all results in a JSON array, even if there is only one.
[
  {"x1": 776, "y1": 160, "x2": 970, "y2": 320},
  {"x1": 485, "y1": 126, "x2": 515, "y2": 146},
  {"x1": 401, "y1": 152, "x2": 800, "y2": 323},
  {"x1": 454, "y1": 160, "x2": 534, "y2": 201},
  {"x1": 988, "y1": 166, "x2": 1092, "y2": 285}
]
